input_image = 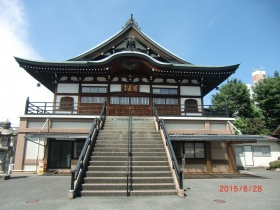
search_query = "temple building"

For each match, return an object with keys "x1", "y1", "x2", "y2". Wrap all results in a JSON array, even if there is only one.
[{"x1": 13, "y1": 16, "x2": 265, "y2": 196}]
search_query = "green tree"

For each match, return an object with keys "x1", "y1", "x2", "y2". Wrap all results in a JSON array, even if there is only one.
[
  {"x1": 211, "y1": 78, "x2": 255, "y2": 118},
  {"x1": 233, "y1": 118, "x2": 270, "y2": 135},
  {"x1": 211, "y1": 78, "x2": 269, "y2": 135},
  {"x1": 253, "y1": 71, "x2": 280, "y2": 131}
]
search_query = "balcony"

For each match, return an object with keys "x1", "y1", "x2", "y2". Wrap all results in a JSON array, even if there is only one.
[{"x1": 24, "y1": 98, "x2": 229, "y2": 117}]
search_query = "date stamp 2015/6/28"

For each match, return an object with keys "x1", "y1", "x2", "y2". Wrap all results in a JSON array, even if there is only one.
[{"x1": 220, "y1": 185, "x2": 262, "y2": 192}]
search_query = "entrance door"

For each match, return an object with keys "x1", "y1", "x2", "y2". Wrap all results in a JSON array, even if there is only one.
[
  {"x1": 244, "y1": 145, "x2": 254, "y2": 166},
  {"x1": 109, "y1": 96, "x2": 150, "y2": 116},
  {"x1": 49, "y1": 141, "x2": 72, "y2": 168}
]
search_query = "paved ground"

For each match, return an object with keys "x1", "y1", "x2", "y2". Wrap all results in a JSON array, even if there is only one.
[{"x1": 0, "y1": 169, "x2": 280, "y2": 210}]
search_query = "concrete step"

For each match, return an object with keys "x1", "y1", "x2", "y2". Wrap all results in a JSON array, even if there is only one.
[
  {"x1": 98, "y1": 131, "x2": 160, "y2": 135},
  {"x1": 88, "y1": 161, "x2": 169, "y2": 167},
  {"x1": 93, "y1": 148, "x2": 165, "y2": 153},
  {"x1": 84, "y1": 177, "x2": 174, "y2": 184},
  {"x1": 81, "y1": 183, "x2": 175, "y2": 191},
  {"x1": 87, "y1": 166, "x2": 171, "y2": 171},
  {"x1": 91, "y1": 152, "x2": 167, "y2": 156},
  {"x1": 90, "y1": 156, "x2": 167, "y2": 161},
  {"x1": 94, "y1": 144, "x2": 163, "y2": 148},
  {"x1": 85, "y1": 171, "x2": 173, "y2": 178},
  {"x1": 77, "y1": 116, "x2": 177, "y2": 197},
  {"x1": 96, "y1": 137, "x2": 162, "y2": 145},
  {"x1": 80, "y1": 190, "x2": 177, "y2": 196}
]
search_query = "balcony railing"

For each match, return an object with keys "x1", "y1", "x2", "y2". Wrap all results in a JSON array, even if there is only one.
[{"x1": 24, "y1": 98, "x2": 229, "y2": 117}]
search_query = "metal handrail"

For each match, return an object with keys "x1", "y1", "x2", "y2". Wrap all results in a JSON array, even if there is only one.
[
  {"x1": 24, "y1": 97, "x2": 228, "y2": 117},
  {"x1": 126, "y1": 107, "x2": 132, "y2": 196},
  {"x1": 70, "y1": 98, "x2": 106, "y2": 195},
  {"x1": 152, "y1": 100, "x2": 183, "y2": 189}
]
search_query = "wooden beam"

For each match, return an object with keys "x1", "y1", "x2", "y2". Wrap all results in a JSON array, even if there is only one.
[{"x1": 205, "y1": 141, "x2": 212, "y2": 173}]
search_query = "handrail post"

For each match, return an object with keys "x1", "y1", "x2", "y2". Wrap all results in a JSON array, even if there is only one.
[
  {"x1": 70, "y1": 170, "x2": 76, "y2": 190},
  {"x1": 127, "y1": 107, "x2": 131, "y2": 197},
  {"x1": 25, "y1": 97, "x2": 29, "y2": 114},
  {"x1": 179, "y1": 170, "x2": 183, "y2": 189}
]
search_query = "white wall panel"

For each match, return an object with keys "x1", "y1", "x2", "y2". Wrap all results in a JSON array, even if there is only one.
[
  {"x1": 57, "y1": 83, "x2": 79, "y2": 93},
  {"x1": 180, "y1": 86, "x2": 201, "y2": 96},
  {"x1": 110, "y1": 84, "x2": 121, "y2": 92},
  {"x1": 140, "y1": 85, "x2": 150, "y2": 93}
]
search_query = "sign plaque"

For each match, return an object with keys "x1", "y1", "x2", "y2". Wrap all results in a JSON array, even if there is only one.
[{"x1": 122, "y1": 84, "x2": 139, "y2": 92}]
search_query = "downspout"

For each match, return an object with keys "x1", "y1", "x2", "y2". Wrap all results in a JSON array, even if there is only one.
[{"x1": 227, "y1": 121, "x2": 242, "y2": 135}]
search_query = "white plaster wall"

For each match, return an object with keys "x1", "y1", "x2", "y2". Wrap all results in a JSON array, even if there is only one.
[
  {"x1": 57, "y1": 83, "x2": 79, "y2": 93},
  {"x1": 235, "y1": 141, "x2": 280, "y2": 167},
  {"x1": 27, "y1": 121, "x2": 46, "y2": 128},
  {"x1": 180, "y1": 86, "x2": 201, "y2": 96},
  {"x1": 23, "y1": 164, "x2": 37, "y2": 171},
  {"x1": 24, "y1": 138, "x2": 45, "y2": 159},
  {"x1": 210, "y1": 123, "x2": 226, "y2": 130},
  {"x1": 165, "y1": 120, "x2": 205, "y2": 130},
  {"x1": 110, "y1": 84, "x2": 121, "y2": 92},
  {"x1": 140, "y1": 85, "x2": 150, "y2": 93},
  {"x1": 51, "y1": 121, "x2": 92, "y2": 129}
]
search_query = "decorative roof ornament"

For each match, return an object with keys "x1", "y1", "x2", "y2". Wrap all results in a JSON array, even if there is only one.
[
  {"x1": 125, "y1": 34, "x2": 136, "y2": 51},
  {"x1": 123, "y1": 14, "x2": 141, "y2": 30},
  {"x1": 122, "y1": 60, "x2": 140, "y2": 70}
]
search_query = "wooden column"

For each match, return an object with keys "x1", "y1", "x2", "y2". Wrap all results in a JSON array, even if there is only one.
[
  {"x1": 205, "y1": 141, "x2": 212, "y2": 173},
  {"x1": 14, "y1": 133, "x2": 26, "y2": 170},
  {"x1": 227, "y1": 142, "x2": 237, "y2": 173}
]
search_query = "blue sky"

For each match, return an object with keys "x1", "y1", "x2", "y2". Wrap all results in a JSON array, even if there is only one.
[{"x1": 1, "y1": 0, "x2": 280, "y2": 126}]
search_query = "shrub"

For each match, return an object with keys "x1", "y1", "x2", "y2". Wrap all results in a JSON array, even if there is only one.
[{"x1": 269, "y1": 160, "x2": 280, "y2": 168}]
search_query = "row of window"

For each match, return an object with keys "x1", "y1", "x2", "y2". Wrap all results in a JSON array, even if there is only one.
[
  {"x1": 235, "y1": 146, "x2": 271, "y2": 157},
  {"x1": 81, "y1": 87, "x2": 178, "y2": 95},
  {"x1": 80, "y1": 97, "x2": 180, "y2": 105}
]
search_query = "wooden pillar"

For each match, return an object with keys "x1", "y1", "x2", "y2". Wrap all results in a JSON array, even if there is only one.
[
  {"x1": 14, "y1": 133, "x2": 26, "y2": 170},
  {"x1": 205, "y1": 141, "x2": 212, "y2": 173},
  {"x1": 227, "y1": 142, "x2": 237, "y2": 173}
]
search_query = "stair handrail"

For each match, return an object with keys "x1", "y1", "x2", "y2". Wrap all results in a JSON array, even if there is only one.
[
  {"x1": 126, "y1": 107, "x2": 132, "y2": 196},
  {"x1": 152, "y1": 100, "x2": 183, "y2": 189},
  {"x1": 70, "y1": 98, "x2": 106, "y2": 198}
]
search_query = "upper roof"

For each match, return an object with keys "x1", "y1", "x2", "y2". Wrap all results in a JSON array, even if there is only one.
[
  {"x1": 14, "y1": 15, "x2": 240, "y2": 95},
  {"x1": 68, "y1": 14, "x2": 190, "y2": 64}
]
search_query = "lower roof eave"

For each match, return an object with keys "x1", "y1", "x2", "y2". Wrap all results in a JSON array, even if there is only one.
[
  {"x1": 169, "y1": 135, "x2": 267, "y2": 142},
  {"x1": 25, "y1": 133, "x2": 88, "y2": 139}
]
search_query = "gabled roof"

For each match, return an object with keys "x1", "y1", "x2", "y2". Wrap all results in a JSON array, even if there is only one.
[{"x1": 68, "y1": 15, "x2": 191, "y2": 65}]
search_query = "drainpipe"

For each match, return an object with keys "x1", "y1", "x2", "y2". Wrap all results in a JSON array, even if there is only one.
[{"x1": 227, "y1": 121, "x2": 242, "y2": 135}]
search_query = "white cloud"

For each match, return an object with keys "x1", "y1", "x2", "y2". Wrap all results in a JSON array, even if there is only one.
[{"x1": 0, "y1": 0, "x2": 53, "y2": 127}]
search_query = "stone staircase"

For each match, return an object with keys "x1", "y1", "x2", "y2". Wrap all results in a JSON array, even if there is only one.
[{"x1": 79, "y1": 116, "x2": 177, "y2": 196}]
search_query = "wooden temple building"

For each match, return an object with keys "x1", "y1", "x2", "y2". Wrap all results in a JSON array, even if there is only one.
[{"x1": 13, "y1": 16, "x2": 265, "y2": 197}]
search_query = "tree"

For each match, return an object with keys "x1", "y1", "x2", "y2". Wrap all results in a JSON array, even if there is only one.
[
  {"x1": 253, "y1": 71, "x2": 280, "y2": 131},
  {"x1": 211, "y1": 78, "x2": 270, "y2": 135},
  {"x1": 211, "y1": 78, "x2": 255, "y2": 118},
  {"x1": 233, "y1": 118, "x2": 270, "y2": 135}
]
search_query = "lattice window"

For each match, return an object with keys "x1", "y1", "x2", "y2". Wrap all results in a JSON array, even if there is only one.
[
  {"x1": 185, "y1": 99, "x2": 198, "y2": 113},
  {"x1": 59, "y1": 97, "x2": 74, "y2": 110}
]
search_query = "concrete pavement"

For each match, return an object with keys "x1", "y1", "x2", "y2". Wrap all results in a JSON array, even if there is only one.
[{"x1": 0, "y1": 169, "x2": 279, "y2": 210}]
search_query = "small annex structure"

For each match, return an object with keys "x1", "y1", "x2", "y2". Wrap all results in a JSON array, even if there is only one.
[{"x1": 13, "y1": 15, "x2": 265, "y2": 197}]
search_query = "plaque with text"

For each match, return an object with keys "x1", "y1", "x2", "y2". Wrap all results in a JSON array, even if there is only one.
[{"x1": 122, "y1": 84, "x2": 139, "y2": 92}]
